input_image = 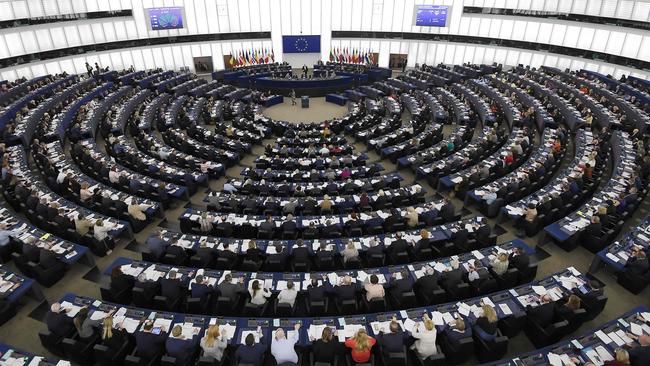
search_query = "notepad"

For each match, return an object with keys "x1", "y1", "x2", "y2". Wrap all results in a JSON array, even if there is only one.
[{"x1": 630, "y1": 322, "x2": 644, "y2": 336}]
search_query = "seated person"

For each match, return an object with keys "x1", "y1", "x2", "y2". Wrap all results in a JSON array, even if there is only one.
[
  {"x1": 344, "y1": 328, "x2": 376, "y2": 364},
  {"x1": 363, "y1": 274, "x2": 385, "y2": 302},
  {"x1": 415, "y1": 265, "x2": 440, "y2": 293},
  {"x1": 334, "y1": 275, "x2": 358, "y2": 302},
  {"x1": 266, "y1": 243, "x2": 288, "y2": 268},
  {"x1": 490, "y1": 252, "x2": 510, "y2": 276},
  {"x1": 165, "y1": 324, "x2": 196, "y2": 365},
  {"x1": 161, "y1": 270, "x2": 186, "y2": 304},
  {"x1": 508, "y1": 247, "x2": 530, "y2": 272},
  {"x1": 441, "y1": 259, "x2": 464, "y2": 289},
  {"x1": 277, "y1": 280, "x2": 298, "y2": 307},
  {"x1": 146, "y1": 231, "x2": 168, "y2": 260},
  {"x1": 386, "y1": 232, "x2": 409, "y2": 263},
  {"x1": 527, "y1": 294, "x2": 555, "y2": 327},
  {"x1": 555, "y1": 294, "x2": 582, "y2": 324},
  {"x1": 200, "y1": 325, "x2": 228, "y2": 362},
  {"x1": 190, "y1": 274, "x2": 214, "y2": 301},
  {"x1": 474, "y1": 304, "x2": 498, "y2": 341},
  {"x1": 443, "y1": 317, "x2": 472, "y2": 345},
  {"x1": 135, "y1": 320, "x2": 167, "y2": 360},
  {"x1": 573, "y1": 279, "x2": 604, "y2": 308},
  {"x1": 311, "y1": 326, "x2": 343, "y2": 363},
  {"x1": 74, "y1": 307, "x2": 102, "y2": 342},
  {"x1": 217, "y1": 273, "x2": 245, "y2": 300},
  {"x1": 411, "y1": 314, "x2": 438, "y2": 360},
  {"x1": 467, "y1": 259, "x2": 490, "y2": 287},
  {"x1": 101, "y1": 316, "x2": 128, "y2": 350},
  {"x1": 249, "y1": 279, "x2": 272, "y2": 306},
  {"x1": 603, "y1": 348, "x2": 631, "y2": 366},
  {"x1": 245, "y1": 240, "x2": 266, "y2": 265},
  {"x1": 234, "y1": 327, "x2": 267, "y2": 366},
  {"x1": 626, "y1": 333, "x2": 650, "y2": 366},
  {"x1": 377, "y1": 318, "x2": 408, "y2": 357},
  {"x1": 46, "y1": 302, "x2": 74, "y2": 338},
  {"x1": 626, "y1": 247, "x2": 649, "y2": 275},
  {"x1": 110, "y1": 266, "x2": 134, "y2": 295},
  {"x1": 386, "y1": 269, "x2": 414, "y2": 301},
  {"x1": 341, "y1": 240, "x2": 360, "y2": 264},
  {"x1": 271, "y1": 324, "x2": 301, "y2": 365}
]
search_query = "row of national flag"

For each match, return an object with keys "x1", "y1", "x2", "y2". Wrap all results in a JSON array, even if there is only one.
[
  {"x1": 329, "y1": 47, "x2": 373, "y2": 64},
  {"x1": 229, "y1": 48, "x2": 275, "y2": 67}
]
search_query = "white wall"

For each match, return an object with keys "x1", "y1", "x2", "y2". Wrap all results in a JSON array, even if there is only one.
[
  {"x1": 1, "y1": 0, "x2": 650, "y2": 80},
  {"x1": 332, "y1": 38, "x2": 650, "y2": 79},
  {"x1": 0, "y1": 39, "x2": 273, "y2": 80},
  {"x1": 282, "y1": 53, "x2": 321, "y2": 69}
]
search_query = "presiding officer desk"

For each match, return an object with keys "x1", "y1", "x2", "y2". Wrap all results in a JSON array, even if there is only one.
[{"x1": 253, "y1": 76, "x2": 357, "y2": 97}]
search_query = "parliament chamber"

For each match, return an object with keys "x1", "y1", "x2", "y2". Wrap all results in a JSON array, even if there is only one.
[{"x1": 0, "y1": 1, "x2": 650, "y2": 366}]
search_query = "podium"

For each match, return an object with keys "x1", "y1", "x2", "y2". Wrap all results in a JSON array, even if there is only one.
[{"x1": 301, "y1": 96, "x2": 309, "y2": 108}]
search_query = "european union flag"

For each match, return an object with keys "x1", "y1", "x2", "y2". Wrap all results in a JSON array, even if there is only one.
[{"x1": 282, "y1": 35, "x2": 321, "y2": 53}]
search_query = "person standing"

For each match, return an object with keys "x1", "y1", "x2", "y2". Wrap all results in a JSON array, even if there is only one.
[{"x1": 290, "y1": 89, "x2": 297, "y2": 106}]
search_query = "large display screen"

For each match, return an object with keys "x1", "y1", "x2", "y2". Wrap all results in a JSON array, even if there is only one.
[
  {"x1": 147, "y1": 7, "x2": 185, "y2": 30},
  {"x1": 414, "y1": 5, "x2": 449, "y2": 27}
]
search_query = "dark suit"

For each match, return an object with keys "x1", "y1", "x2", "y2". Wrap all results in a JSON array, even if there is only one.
[
  {"x1": 46, "y1": 311, "x2": 74, "y2": 337},
  {"x1": 626, "y1": 256, "x2": 650, "y2": 275},
  {"x1": 165, "y1": 337, "x2": 195, "y2": 364},
  {"x1": 291, "y1": 247, "x2": 310, "y2": 264},
  {"x1": 442, "y1": 268, "x2": 463, "y2": 289},
  {"x1": 387, "y1": 277, "x2": 413, "y2": 300},
  {"x1": 387, "y1": 239, "x2": 409, "y2": 263},
  {"x1": 307, "y1": 282, "x2": 331, "y2": 301},
  {"x1": 334, "y1": 284, "x2": 357, "y2": 301},
  {"x1": 527, "y1": 302, "x2": 555, "y2": 327},
  {"x1": 135, "y1": 331, "x2": 167, "y2": 360},
  {"x1": 508, "y1": 253, "x2": 530, "y2": 272},
  {"x1": 280, "y1": 220, "x2": 297, "y2": 233},
  {"x1": 234, "y1": 342, "x2": 267, "y2": 366},
  {"x1": 190, "y1": 283, "x2": 214, "y2": 300},
  {"x1": 39, "y1": 249, "x2": 64, "y2": 271},
  {"x1": 135, "y1": 280, "x2": 159, "y2": 300},
  {"x1": 218, "y1": 282, "x2": 243, "y2": 300},
  {"x1": 377, "y1": 331, "x2": 408, "y2": 355},
  {"x1": 161, "y1": 278, "x2": 184, "y2": 301},
  {"x1": 416, "y1": 274, "x2": 440, "y2": 293}
]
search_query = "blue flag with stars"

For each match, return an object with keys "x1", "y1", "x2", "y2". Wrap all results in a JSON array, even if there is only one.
[{"x1": 282, "y1": 35, "x2": 321, "y2": 53}]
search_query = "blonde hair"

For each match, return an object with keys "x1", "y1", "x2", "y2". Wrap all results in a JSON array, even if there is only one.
[
  {"x1": 321, "y1": 326, "x2": 333, "y2": 342},
  {"x1": 203, "y1": 325, "x2": 220, "y2": 347},
  {"x1": 102, "y1": 316, "x2": 113, "y2": 340},
  {"x1": 353, "y1": 329, "x2": 371, "y2": 351},
  {"x1": 483, "y1": 305, "x2": 497, "y2": 323},
  {"x1": 566, "y1": 294, "x2": 581, "y2": 310},
  {"x1": 420, "y1": 229, "x2": 430, "y2": 239},
  {"x1": 498, "y1": 253, "x2": 508, "y2": 262},
  {"x1": 455, "y1": 318, "x2": 466, "y2": 331},
  {"x1": 423, "y1": 319, "x2": 434, "y2": 331},
  {"x1": 615, "y1": 348, "x2": 629, "y2": 362}
]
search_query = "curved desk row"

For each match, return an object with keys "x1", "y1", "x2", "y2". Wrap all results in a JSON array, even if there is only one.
[{"x1": 247, "y1": 76, "x2": 357, "y2": 97}]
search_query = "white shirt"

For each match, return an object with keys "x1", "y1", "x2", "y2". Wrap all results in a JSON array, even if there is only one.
[
  {"x1": 56, "y1": 171, "x2": 66, "y2": 184},
  {"x1": 319, "y1": 147, "x2": 329, "y2": 156},
  {"x1": 108, "y1": 170, "x2": 120, "y2": 184},
  {"x1": 271, "y1": 333, "x2": 299, "y2": 365},
  {"x1": 411, "y1": 326, "x2": 437, "y2": 360},
  {"x1": 128, "y1": 203, "x2": 149, "y2": 221},
  {"x1": 277, "y1": 288, "x2": 298, "y2": 307},
  {"x1": 249, "y1": 288, "x2": 271, "y2": 305},
  {"x1": 93, "y1": 222, "x2": 115, "y2": 241}
]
